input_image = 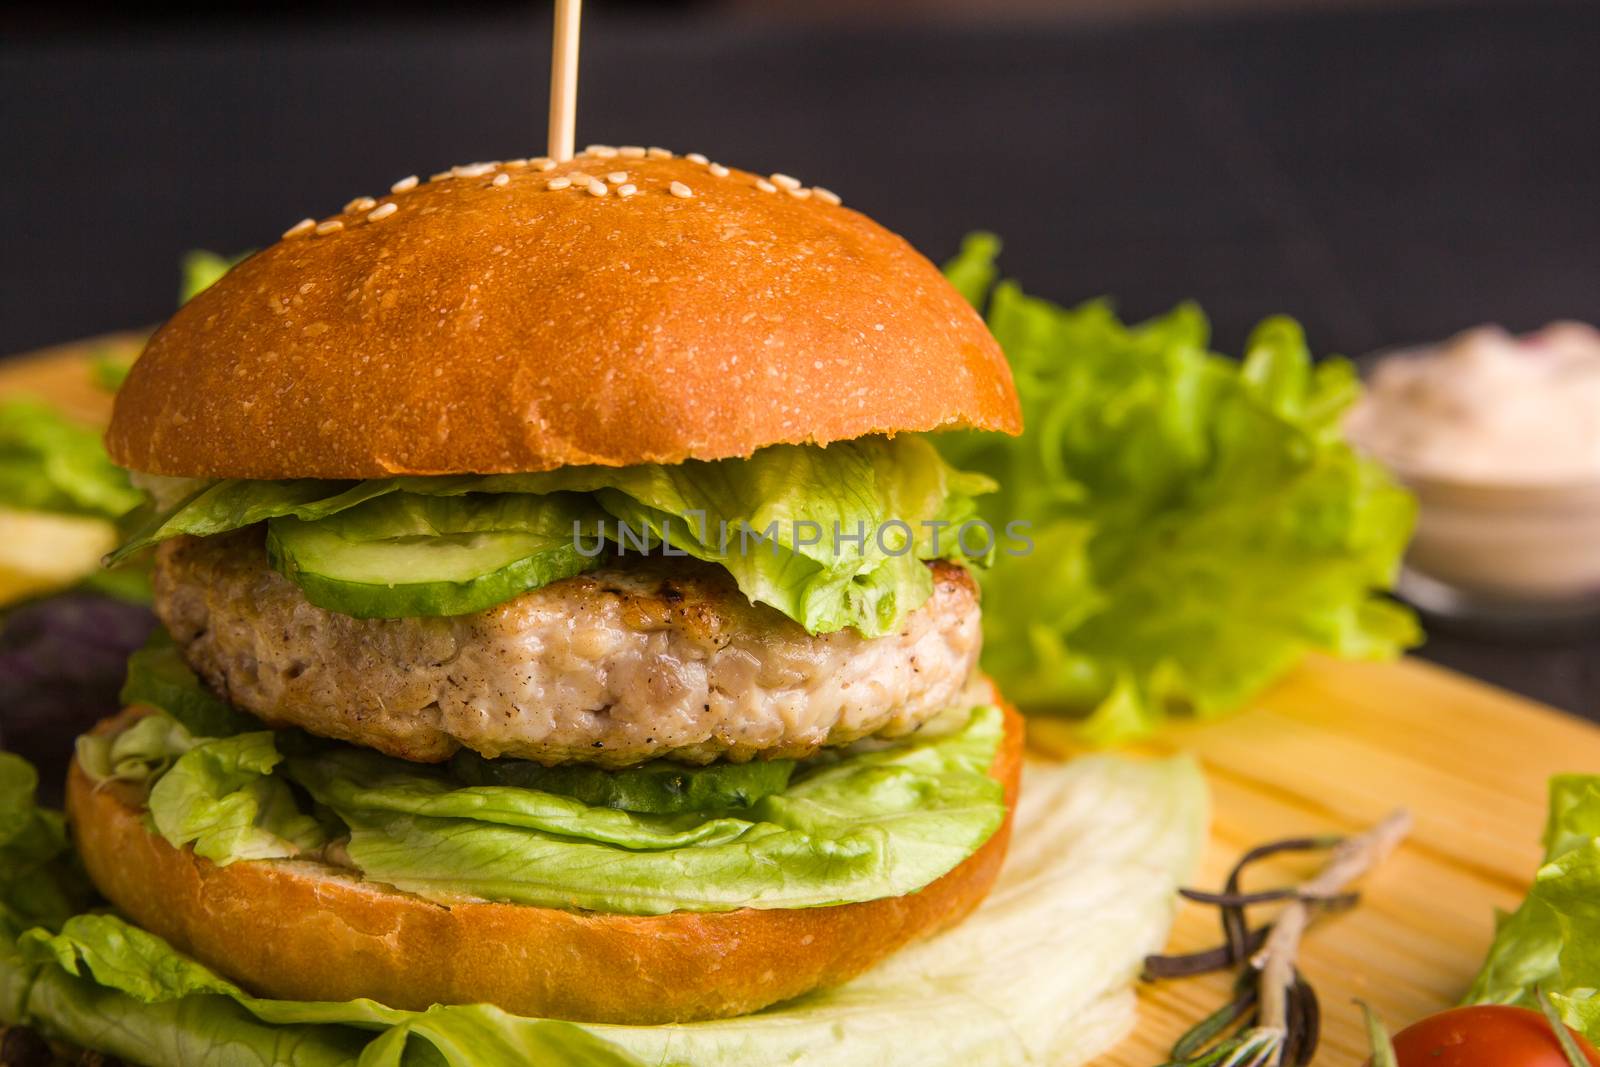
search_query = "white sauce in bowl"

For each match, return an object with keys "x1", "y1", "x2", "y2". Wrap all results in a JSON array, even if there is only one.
[{"x1": 1349, "y1": 322, "x2": 1600, "y2": 485}]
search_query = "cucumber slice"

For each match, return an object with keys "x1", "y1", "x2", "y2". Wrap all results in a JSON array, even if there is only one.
[
  {"x1": 267, "y1": 492, "x2": 608, "y2": 619},
  {"x1": 450, "y1": 750, "x2": 798, "y2": 814}
]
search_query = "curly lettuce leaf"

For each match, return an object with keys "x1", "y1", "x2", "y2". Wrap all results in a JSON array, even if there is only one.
[
  {"x1": 0, "y1": 399, "x2": 140, "y2": 520},
  {"x1": 0, "y1": 400, "x2": 147, "y2": 606},
  {"x1": 1466, "y1": 775, "x2": 1600, "y2": 1041},
  {"x1": 3, "y1": 748, "x2": 1207, "y2": 1066},
  {"x1": 451, "y1": 750, "x2": 796, "y2": 814},
  {"x1": 90, "y1": 352, "x2": 134, "y2": 393},
  {"x1": 148, "y1": 731, "x2": 329, "y2": 865},
  {"x1": 111, "y1": 436, "x2": 995, "y2": 636},
  {"x1": 91, "y1": 634, "x2": 1007, "y2": 912},
  {"x1": 299, "y1": 705, "x2": 1002, "y2": 914},
  {"x1": 73, "y1": 711, "x2": 197, "y2": 788},
  {"x1": 90, "y1": 701, "x2": 1004, "y2": 914},
  {"x1": 0, "y1": 752, "x2": 93, "y2": 943},
  {"x1": 940, "y1": 235, "x2": 1418, "y2": 740},
  {"x1": 179, "y1": 249, "x2": 249, "y2": 306},
  {"x1": 13, "y1": 915, "x2": 641, "y2": 1065},
  {"x1": 119, "y1": 629, "x2": 256, "y2": 738}
]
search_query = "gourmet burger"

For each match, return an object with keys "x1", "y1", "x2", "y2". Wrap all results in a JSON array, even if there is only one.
[{"x1": 69, "y1": 149, "x2": 1023, "y2": 1026}]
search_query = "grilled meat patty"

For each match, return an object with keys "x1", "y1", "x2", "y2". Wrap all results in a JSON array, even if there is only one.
[{"x1": 152, "y1": 532, "x2": 984, "y2": 767}]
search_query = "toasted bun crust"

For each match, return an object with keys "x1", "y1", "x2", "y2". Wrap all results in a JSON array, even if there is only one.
[
  {"x1": 107, "y1": 154, "x2": 1019, "y2": 479},
  {"x1": 66, "y1": 696, "x2": 1023, "y2": 1025}
]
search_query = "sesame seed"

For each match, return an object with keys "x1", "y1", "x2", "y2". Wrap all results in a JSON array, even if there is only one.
[
  {"x1": 504, "y1": 158, "x2": 528, "y2": 168},
  {"x1": 492, "y1": 173, "x2": 510, "y2": 187},
  {"x1": 429, "y1": 171, "x2": 452, "y2": 182},
  {"x1": 345, "y1": 196, "x2": 377, "y2": 213},
  {"x1": 787, "y1": 187, "x2": 812, "y2": 200},
  {"x1": 670, "y1": 181, "x2": 693, "y2": 199},
  {"x1": 813, "y1": 186, "x2": 841, "y2": 205},
  {"x1": 367, "y1": 202, "x2": 398, "y2": 221},
  {"x1": 587, "y1": 179, "x2": 608, "y2": 196},
  {"x1": 453, "y1": 162, "x2": 496, "y2": 178},
  {"x1": 584, "y1": 144, "x2": 618, "y2": 158},
  {"x1": 535, "y1": 158, "x2": 556, "y2": 171},
  {"x1": 755, "y1": 179, "x2": 777, "y2": 193},
  {"x1": 314, "y1": 219, "x2": 344, "y2": 235},
  {"x1": 282, "y1": 217, "x2": 316, "y2": 239},
  {"x1": 686, "y1": 152, "x2": 709, "y2": 165},
  {"x1": 771, "y1": 173, "x2": 801, "y2": 190},
  {"x1": 390, "y1": 175, "x2": 419, "y2": 193},
  {"x1": 619, "y1": 146, "x2": 646, "y2": 158},
  {"x1": 607, "y1": 171, "x2": 628, "y2": 184},
  {"x1": 547, "y1": 177, "x2": 572, "y2": 190},
  {"x1": 617, "y1": 183, "x2": 637, "y2": 198},
  {"x1": 647, "y1": 147, "x2": 673, "y2": 159},
  {"x1": 708, "y1": 163, "x2": 730, "y2": 177}
]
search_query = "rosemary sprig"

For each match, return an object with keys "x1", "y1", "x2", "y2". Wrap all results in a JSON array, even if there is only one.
[
  {"x1": 1169, "y1": 973, "x2": 1257, "y2": 1060},
  {"x1": 1143, "y1": 893, "x2": 1359, "y2": 981},
  {"x1": 1217, "y1": 836, "x2": 1340, "y2": 966},
  {"x1": 1143, "y1": 811, "x2": 1411, "y2": 1067},
  {"x1": 1144, "y1": 926, "x2": 1270, "y2": 980},
  {"x1": 1357, "y1": 1000, "x2": 1397, "y2": 1067}
]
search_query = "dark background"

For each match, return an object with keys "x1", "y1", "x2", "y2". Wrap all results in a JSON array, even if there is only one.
[{"x1": 2, "y1": 0, "x2": 1597, "y2": 715}]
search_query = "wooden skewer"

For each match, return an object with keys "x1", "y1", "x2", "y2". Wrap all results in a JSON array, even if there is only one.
[{"x1": 547, "y1": 0, "x2": 582, "y2": 162}]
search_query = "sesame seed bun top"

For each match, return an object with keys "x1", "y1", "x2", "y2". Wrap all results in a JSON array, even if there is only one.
[{"x1": 107, "y1": 151, "x2": 1020, "y2": 479}]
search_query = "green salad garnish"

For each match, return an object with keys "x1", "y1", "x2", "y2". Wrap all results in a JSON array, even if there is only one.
[
  {"x1": 1468, "y1": 774, "x2": 1600, "y2": 1043},
  {"x1": 938, "y1": 234, "x2": 1418, "y2": 741},
  {"x1": 111, "y1": 436, "x2": 995, "y2": 637}
]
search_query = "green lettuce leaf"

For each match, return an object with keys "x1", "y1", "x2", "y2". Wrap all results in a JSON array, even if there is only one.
[
  {"x1": 12, "y1": 915, "x2": 642, "y2": 1065},
  {"x1": 97, "y1": 636, "x2": 1006, "y2": 912},
  {"x1": 108, "y1": 702, "x2": 1003, "y2": 914},
  {"x1": 3, "y1": 750, "x2": 1207, "y2": 1066},
  {"x1": 299, "y1": 705, "x2": 1002, "y2": 914},
  {"x1": 940, "y1": 235, "x2": 1418, "y2": 740},
  {"x1": 109, "y1": 480, "x2": 398, "y2": 559},
  {"x1": 451, "y1": 750, "x2": 796, "y2": 814},
  {"x1": 1466, "y1": 775, "x2": 1600, "y2": 1042},
  {"x1": 146, "y1": 731, "x2": 329, "y2": 865},
  {"x1": 120, "y1": 630, "x2": 257, "y2": 738},
  {"x1": 179, "y1": 250, "x2": 249, "y2": 305},
  {"x1": 111, "y1": 436, "x2": 995, "y2": 636},
  {"x1": 73, "y1": 712, "x2": 197, "y2": 788},
  {"x1": 0, "y1": 752, "x2": 93, "y2": 942},
  {"x1": 942, "y1": 230, "x2": 1001, "y2": 308},
  {"x1": 0, "y1": 399, "x2": 141, "y2": 519},
  {"x1": 90, "y1": 351, "x2": 134, "y2": 393}
]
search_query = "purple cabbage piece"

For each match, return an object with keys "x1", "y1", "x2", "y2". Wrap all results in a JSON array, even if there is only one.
[{"x1": 0, "y1": 593, "x2": 156, "y2": 804}]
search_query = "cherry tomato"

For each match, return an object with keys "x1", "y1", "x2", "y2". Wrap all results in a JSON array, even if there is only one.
[{"x1": 1378, "y1": 1005, "x2": 1600, "y2": 1067}]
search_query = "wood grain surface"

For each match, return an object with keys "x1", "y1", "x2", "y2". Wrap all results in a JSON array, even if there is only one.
[
  {"x1": 7, "y1": 335, "x2": 1597, "y2": 1065},
  {"x1": 1031, "y1": 653, "x2": 1600, "y2": 1064}
]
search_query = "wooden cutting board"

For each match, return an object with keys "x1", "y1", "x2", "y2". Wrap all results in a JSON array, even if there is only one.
[
  {"x1": 1031, "y1": 654, "x2": 1600, "y2": 1065},
  {"x1": 7, "y1": 335, "x2": 1600, "y2": 1066}
]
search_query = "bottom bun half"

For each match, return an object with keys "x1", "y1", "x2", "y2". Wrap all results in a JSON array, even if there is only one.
[{"x1": 66, "y1": 695, "x2": 1024, "y2": 1026}]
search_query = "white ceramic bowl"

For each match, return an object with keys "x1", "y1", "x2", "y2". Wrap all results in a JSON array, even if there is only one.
[{"x1": 1379, "y1": 460, "x2": 1600, "y2": 625}]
